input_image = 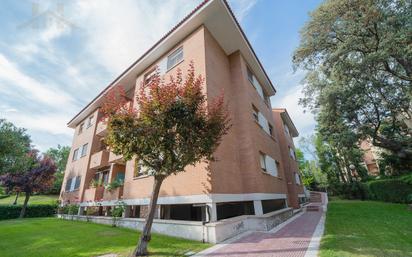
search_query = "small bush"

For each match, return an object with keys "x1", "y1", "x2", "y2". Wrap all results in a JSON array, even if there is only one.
[
  {"x1": 367, "y1": 178, "x2": 412, "y2": 203},
  {"x1": 0, "y1": 204, "x2": 57, "y2": 220}
]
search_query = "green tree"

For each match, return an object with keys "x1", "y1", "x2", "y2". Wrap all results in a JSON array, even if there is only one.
[
  {"x1": 101, "y1": 64, "x2": 230, "y2": 256},
  {"x1": 0, "y1": 150, "x2": 56, "y2": 218},
  {"x1": 45, "y1": 145, "x2": 70, "y2": 194},
  {"x1": 294, "y1": 0, "x2": 412, "y2": 169},
  {"x1": 0, "y1": 119, "x2": 31, "y2": 175}
]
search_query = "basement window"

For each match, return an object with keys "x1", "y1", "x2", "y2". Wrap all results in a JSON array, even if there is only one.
[
  {"x1": 262, "y1": 199, "x2": 286, "y2": 214},
  {"x1": 216, "y1": 201, "x2": 254, "y2": 220}
]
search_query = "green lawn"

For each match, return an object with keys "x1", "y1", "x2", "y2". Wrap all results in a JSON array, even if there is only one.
[
  {"x1": 0, "y1": 194, "x2": 58, "y2": 205},
  {"x1": 0, "y1": 218, "x2": 210, "y2": 257},
  {"x1": 320, "y1": 200, "x2": 412, "y2": 257}
]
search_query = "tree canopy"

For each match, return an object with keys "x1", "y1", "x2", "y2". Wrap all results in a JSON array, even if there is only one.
[
  {"x1": 293, "y1": 0, "x2": 412, "y2": 171},
  {"x1": 102, "y1": 63, "x2": 230, "y2": 256},
  {"x1": 0, "y1": 119, "x2": 32, "y2": 174}
]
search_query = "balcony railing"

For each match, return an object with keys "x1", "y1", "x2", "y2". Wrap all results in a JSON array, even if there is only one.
[
  {"x1": 96, "y1": 119, "x2": 108, "y2": 137},
  {"x1": 102, "y1": 186, "x2": 123, "y2": 201},
  {"x1": 109, "y1": 151, "x2": 123, "y2": 163},
  {"x1": 90, "y1": 150, "x2": 109, "y2": 169},
  {"x1": 83, "y1": 187, "x2": 104, "y2": 202}
]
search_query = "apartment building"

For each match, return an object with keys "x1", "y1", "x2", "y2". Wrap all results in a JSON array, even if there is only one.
[
  {"x1": 360, "y1": 140, "x2": 380, "y2": 176},
  {"x1": 60, "y1": 0, "x2": 305, "y2": 241}
]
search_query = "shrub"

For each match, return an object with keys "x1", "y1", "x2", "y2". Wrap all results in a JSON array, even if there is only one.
[
  {"x1": 367, "y1": 178, "x2": 412, "y2": 203},
  {"x1": 329, "y1": 181, "x2": 368, "y2": 200},
  {"x1": 0, "y1": 204, "x2": 57, "y2": 220}
]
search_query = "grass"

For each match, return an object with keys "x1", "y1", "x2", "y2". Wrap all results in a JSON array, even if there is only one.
[
  {"x1": 0, "y1": 218, "x2": 210, "y2": 257},
  {"x1": 320, "y1": 200, "x2": 412, "y2": 257},
  {"x1": 0, "y1": 194, "x2": 58, "y2": 205}
]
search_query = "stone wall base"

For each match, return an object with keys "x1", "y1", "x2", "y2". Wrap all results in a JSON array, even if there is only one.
[{"x1": 58, "y1": 207, "x2": 294, "y2": 243}]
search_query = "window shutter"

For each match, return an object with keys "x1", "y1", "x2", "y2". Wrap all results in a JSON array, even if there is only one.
[
  {"x1": 70, "y1": 177, "x2": 76, "y2": 191},
  {"x1": 65, "y1": 178, "x2": 72, "y2": 191},
  {"x1": 158, "y1": 58, "x2": 167, "y2": 75},
  {"x1": 74, "y1": 176, "x2": 81, "y2": 190},
  {"x1": 266, "y1": 156, "x2": 278, "y2": 177},
  {"x1": 258, "y1": 113, "x2": 270, "y2": 134},
  {"x1": 253, "y1": 77, "x2": 264, "y2": 99}
]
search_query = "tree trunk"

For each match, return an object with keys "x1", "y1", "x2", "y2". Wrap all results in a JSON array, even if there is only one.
[
  {"x1": 13, "y1": 191, "x2": 20, "y2": 205},
  {"x1": 132, "y1": 176, "x2": 164, "y2": 257},
  {"x1": 19, "y1": 191, "x2": 30, "y2": 218}
]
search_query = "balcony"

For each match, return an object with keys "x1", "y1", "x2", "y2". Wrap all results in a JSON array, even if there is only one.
[
  {"x1": 96, "y1": 119, "x2": 107, "y2": 137},
  {"x1": 90, "y1": 150, "x2": 109, "y2": 169},
  {"x1": 83, "y1": 187, "x2": 104, "y2": 202},
  {"x1": 102, "y1": 186, "x2": 123, "y2": 201},
  {"x1": 109, "y1": 151, "x2": 124, "y2": 164}
]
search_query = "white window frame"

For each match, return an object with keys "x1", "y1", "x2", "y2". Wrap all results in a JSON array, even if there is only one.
[
  {"x1": 289, "y1": 147, "x2": 296, "y2": 160},
  {"x1": 167, "y1": 47, "x2": 183, "y2": 71},
  {"x1": 80, "y1": 143, "x2": 88, "y2": 157},
  {"x1": 78, "y1": 123, "x2": 84, "y2": 135},
  {"x1": 252, "y1": 105, "x2": 259, "y2": 123},
  {"x1": 295, "y1": 173, "x2": 301, "y2": 185},
  {"x1": 69, "y1": 177, "x2": 76, "y2": 191},
  {"x1": 72, "y1": 148, "x2": 79, "y2": 161},
  {"x1": 284, "y1": 123, "x2": 290, "y2": 136},
  {"x1": 87, "y1": 115, "x2": 94, "y2": 128},
  {"x1": 259, "y1": 152, "x2": 267, "y2": 172}
]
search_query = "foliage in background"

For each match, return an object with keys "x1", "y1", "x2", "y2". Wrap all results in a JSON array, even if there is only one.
[
  {"x1": 44, "y1": 145, "x2": 70, "y2": 195},
  {"x1": 102, "y1": 63, "x2": 230, "y2": 256},
  {"x1": 367, "y1": 178, "x2": 412, "y2": 203},
  {"x1": 0, "y1": 150, "x2": 56, "y2": 218},
  {"x1": 0, "y1": 119, "x2": 32, "y2": 176},
  {"x1": 0, "y1": 204, "x2": 56, "y2": 220},
  {"x1": 294, "y1": 0, "x2": 412, "y2": 173},
  {"x1": 296, "y1": 146, "x2": 328, "y2": 191}
]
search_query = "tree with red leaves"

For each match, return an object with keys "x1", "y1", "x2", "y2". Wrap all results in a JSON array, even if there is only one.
[
  {"x1": 101, "y1": 63, "x2": 230, "y2": 256},
  {"x1": 0, "y1": 149, "x2": 57, "y2": 218}
]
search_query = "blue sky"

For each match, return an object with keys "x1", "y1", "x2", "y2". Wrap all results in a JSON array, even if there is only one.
[{"x1": 0, "y1": 0, "x2": 322, "y2": 152}]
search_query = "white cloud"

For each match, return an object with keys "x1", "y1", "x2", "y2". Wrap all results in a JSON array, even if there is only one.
[
  {"x1": 0, "y1": 53, "x2": 76, "y2": 109},
  {"x1": 71, "y1": 0, "x2": 200, "y2": 74},
  {"x1": 274, "y1": 84, "x2": 316, "y2": 136},
  {"x1": 228, "y1": 0, "x2": 259, "y2": 22}
]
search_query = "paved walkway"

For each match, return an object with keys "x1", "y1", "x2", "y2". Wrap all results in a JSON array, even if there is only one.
[{"x1": 196, "y1": 193, "x2": 327, "y2": 257}]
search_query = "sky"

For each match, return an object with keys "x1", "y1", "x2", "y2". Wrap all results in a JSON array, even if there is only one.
[{"x1": 0, "y1": 0, "x2": 322, "y2": 153}]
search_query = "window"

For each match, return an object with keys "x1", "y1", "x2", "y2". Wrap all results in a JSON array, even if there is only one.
[
  {"x1": 72, "y1": 148, "x2": 79, "y2": 161},
  {"x1": 295, "y1": 173, "x2": 301, "y2": 185},
  {"x1": 144, "y1": 68, "x2": 156, "y2": 85},
  {"x1": 69, "y1": 176, "x2": 76, "y2": 191},
  {"x1": 74, "y1": 176, "x2": 81, "y2": 190},
  {"x1": 65, "y1": 178, "x2": 72, "y2": 191},
  {"x1": 78, "y1": 123, "x2": 84, "y2": 134},
  {"x1": 284, "y1": 123, "x2": 290, "y2": 136},
  {"x1": 259, "y1": 152, "x2": 267, "y2": 172},
  {"x1": 268, "y1": 123, "x2": 274, "y2": 136},
  {"x1": 264, "y1": 92, "x2": 270, "y2": 106},
  {"x1": 87, "y1": 115, "x2": 94, "y2": 128},
  {"x1": 80, "y1": 143, "x2": 88, "y2": 157},
  {"x1": 289, "y1": 147, "x2": 296, "y2": 160},
  {"x1": 247, "y1": 66, "x2": 254, "y2": 83},
  {"x1": 252, "y1": 105, "x2": 259, "y2": 122},
  {"x1": 247, "y1": 66, "x2": 267, "y2": 103},
  {"x1": 167, "y1": 47, "x2": 183, "y2": 70},
  {"x1": 134, "y1": 159, "x2": 145, "y2": 177}
]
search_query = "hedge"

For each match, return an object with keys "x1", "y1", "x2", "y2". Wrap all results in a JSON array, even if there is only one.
[
  {"x1": 0, "y1": 204, "x2": 57, "y2": 220},
  {"x1": 366, "y1": 178, "x2": 412, "y2": 204}
]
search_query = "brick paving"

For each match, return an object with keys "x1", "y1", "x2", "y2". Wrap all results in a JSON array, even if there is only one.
[{"x1": 201, "y1": 193, "x2": 327, "y2": 257}]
